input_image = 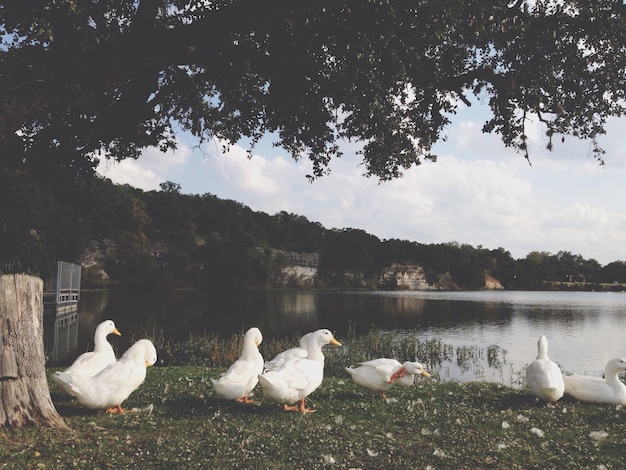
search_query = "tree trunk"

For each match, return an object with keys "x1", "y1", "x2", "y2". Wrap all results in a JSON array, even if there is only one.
[{"x1": 0, "y1": 274, "x2": 68, "y2": 429}]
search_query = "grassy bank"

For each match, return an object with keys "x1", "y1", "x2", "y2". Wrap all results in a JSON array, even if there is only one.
[{"x1": 2, "y1": 366, "x2": 625, "y2": 469}]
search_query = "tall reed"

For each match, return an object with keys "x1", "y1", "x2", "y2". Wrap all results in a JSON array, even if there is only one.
[{"x1": 151, "y1": 327, "x2": 512, "y2": 384}]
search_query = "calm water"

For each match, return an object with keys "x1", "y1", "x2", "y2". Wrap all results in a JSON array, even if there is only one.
[{"x1": 45, "y1": 289, "x2": 626, "y2": 384}]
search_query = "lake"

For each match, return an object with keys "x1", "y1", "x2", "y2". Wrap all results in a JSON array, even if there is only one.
[{"x1": 45, "y1": 289, "x2": 626, "y2": 385}]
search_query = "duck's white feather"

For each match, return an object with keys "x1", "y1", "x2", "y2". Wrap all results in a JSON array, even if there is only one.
[
  {"x1": 52, "y1": 320, "x2": 121, "y2": 389},
  {"x1": 395, "y1": 361, "x2": 431, "y2": 387},
  {"x1": 258, "y1": 329, "x2": 341, "y2": 409},
  {"x1": 259, "y1": 355, "x2": 324, "y2": 404},
  {"x1": 264, "y1": 332, "x2": 312, "y2": 371},
  {"x1": 53, "y1": 339, "x2": 157, "y2": 410},
  {"x1": 346, "y1": 358, "x2": 430, "y2": 396},
  {"x1": 525, "y1": 335, "x2": 564, "y2": 403},
  {"x1": 210, "y1": 327, "x2": 264, "y2": 400},
  {"x1": 563, "y1": 358, "x2": 626, "y2": 405}
]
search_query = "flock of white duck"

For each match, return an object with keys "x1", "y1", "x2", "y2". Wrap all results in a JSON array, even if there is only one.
[
  {"x1": 525, "y1": 335, "x2": 626, "y2": 405},
  {"x1": 52, "y1": 321, "x2": 157, "y2": 414},
  {"x1": 51, "y1": 321, "x2": 626, "y2": 415}
]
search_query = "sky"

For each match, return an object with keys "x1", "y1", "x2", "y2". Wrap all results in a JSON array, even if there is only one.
[{"x1": 96, "y1": 101, "x2": 626, "y2": 266}]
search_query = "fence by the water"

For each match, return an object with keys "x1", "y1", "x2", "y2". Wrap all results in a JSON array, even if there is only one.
[
  {"x1": 43, "y1": 261, "x2": 82, "y2": 364},
  {"x1": 43, "y1": 261, "x2": 81, "y2": 316}
]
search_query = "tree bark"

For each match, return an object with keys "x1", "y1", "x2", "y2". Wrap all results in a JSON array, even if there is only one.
[{"x1": 0, "y1": 274, "x2": 68, "y2": 429}]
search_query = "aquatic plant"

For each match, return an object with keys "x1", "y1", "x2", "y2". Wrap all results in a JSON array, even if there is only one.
[{"x1": 152, "y1": 329, "x2": 517, "y2": 385}]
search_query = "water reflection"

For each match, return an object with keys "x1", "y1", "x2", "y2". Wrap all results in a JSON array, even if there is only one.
[
  {"x1": 251, "y1": 290, "x2": 318, "y2": 335},
  {"x1": 45, "y1": 289, "x2": 626, "y2": 385},
  {"x1": 44, "y1": 310, "x2": 79, "y2": 363}
]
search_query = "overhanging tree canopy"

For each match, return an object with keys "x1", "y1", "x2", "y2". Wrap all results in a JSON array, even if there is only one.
[{"x1": 1, "y1": 0, "x2": 625, "y2": 181}]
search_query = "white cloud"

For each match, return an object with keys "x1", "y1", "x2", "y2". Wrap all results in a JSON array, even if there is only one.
[
  {"x1": 202, "y1": 140, "x2": 298, "y2": 197},
  {"x1": 96, "y1": 141, "x2": 192, "y2": 191},
  {"x1": 96, "y1": 157, "x2": 162, "y2": 190},
  {"x1": 97, "y1": 110, "x2": 626, "y2": 265}
]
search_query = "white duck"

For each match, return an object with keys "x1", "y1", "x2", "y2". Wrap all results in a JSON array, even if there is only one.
[
  {"x1": 53, "y1": 339, "x2": 157, "y2": 413},
  {"x1": 52, "y1": 320, "x2": 121, "y2": 389},
  {"x1": 210, "y1": 327, "x2": 264, "y2": 403},
  {"x1": 264, "y1": 332, "x2": 312, "y2": 371},
  {"x1": 525, "y1": 335, "x2": 564, "y2": 403},
  {"x1": 563, "y1": 357, "x2": 626, "y2": 405},
  {"x1": 346, "y1": 358, "x2": 430, "y2": 400},
  {"x1": 258, "y1": 329, "x2": 341, "y2": 413}
]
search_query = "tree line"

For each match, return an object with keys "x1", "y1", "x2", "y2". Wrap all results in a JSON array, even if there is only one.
[{"x1": 2, "y1": 172, "x2": 625, "y2": 291}]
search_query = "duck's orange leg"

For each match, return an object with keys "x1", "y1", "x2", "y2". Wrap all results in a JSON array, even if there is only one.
[
  {"x1": 235, "y1": 395, "x2": 258, "y2": 404},
  {"x1": 283, "y1": 399, "x2": 316, "y2": 413},
  {"x1": 106, "y1": 404, "x2": 124, "y2": 414}
]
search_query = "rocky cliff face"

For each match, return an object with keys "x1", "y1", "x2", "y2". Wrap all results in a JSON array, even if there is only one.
[
  {"x1": 80, "y1": 242, "x2": 504, "y2": 290},
  {"x1": 380, "y1": 264, "x2": 504, "y2": 290},
  {"x1": 270, "y1": 249, "x2": 320, "y2": 287},
  {"x1": 380, "y1": 264, "x2": 434, "y2": 290},
  {"x1": 484, "y1": 274, "x2": 504, "y2": 290},
  {"x1": 278, "y1": 265, "x2": 318, "y2": 287}
]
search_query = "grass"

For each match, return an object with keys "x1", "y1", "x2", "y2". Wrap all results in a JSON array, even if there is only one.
[{"x1": 2, "y1": 365, "x2": 626, "y2": 469}]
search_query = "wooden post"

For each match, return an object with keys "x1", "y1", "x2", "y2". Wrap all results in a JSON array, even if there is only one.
[{"x1": 0, "y1": 274, "x2": 68, "y2": 429}]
